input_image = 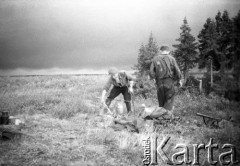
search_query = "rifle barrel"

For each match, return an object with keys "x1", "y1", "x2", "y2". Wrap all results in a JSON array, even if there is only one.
[{"x1": 196, "y1": 113, "x2": 221, "y2": 121}]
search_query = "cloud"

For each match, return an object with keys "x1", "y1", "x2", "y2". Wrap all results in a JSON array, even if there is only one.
[{"x1": 0, "y1": 0, "x2": 239, "y2": 74}]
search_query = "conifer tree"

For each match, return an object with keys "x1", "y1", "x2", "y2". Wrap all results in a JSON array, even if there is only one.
[
  {"x1": 198, "y1": 18, "x2": 219, "y2": 71},
  {"x1": 133, "y1": 33, "x2": 158, "y2": 98},
  {"x1": 134, "y1": 44, "x2": 147, "y2": 75},
  {"x1": 215, "y1": 11, "x2": 233, "y2": 73},
  {"x1": 232, "y1": 10, "x2": 240, "y2": 87},
  {"x1": 173, "y1": 17, "x2": 198, "y2": 82},
  {"x1": 134, "y1": 33, "x2": 159, "y2": 76}
]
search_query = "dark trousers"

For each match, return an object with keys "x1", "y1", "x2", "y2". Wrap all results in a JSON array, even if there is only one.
[
  {"x1": 105, "y1": 86, "x2": 132, "y2": 113},
  {"x1": 156, "y1": 78, "x2": 175, "y2": 111}
]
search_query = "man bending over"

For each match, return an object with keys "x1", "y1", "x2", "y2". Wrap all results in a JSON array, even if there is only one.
[{"x1": 101, "y1": 67, "x2": 135, "y2": 113}]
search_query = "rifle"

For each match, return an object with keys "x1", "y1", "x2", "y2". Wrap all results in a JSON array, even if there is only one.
[{"x1": 196, "y1": 113, "x2": 222, "y2": 128}]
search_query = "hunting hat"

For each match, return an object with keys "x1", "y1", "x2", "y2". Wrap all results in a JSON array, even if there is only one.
[
  {"x1": 160, "y1": 45, "x2": 170, "y2": 51},
  {"x1": 108, "y1": 67, "x2": 119, "y2": 75}
]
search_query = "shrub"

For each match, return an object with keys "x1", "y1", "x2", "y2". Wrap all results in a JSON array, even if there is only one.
[
  {"x1": 181, "y1": 76, "x2": 201, "y2": 94},
  {"x1": 201, "y1": 72, "x2": 240, "y2": 101},
  {"x1": 134, "y1": 76, "x2": 157, "y2": 99}
]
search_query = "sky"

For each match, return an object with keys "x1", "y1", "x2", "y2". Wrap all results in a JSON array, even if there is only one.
[{"x1": 0, "y1": 0, "x2": 240, "y2": 75}]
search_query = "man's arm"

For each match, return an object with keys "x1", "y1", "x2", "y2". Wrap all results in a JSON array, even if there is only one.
[
  {"x1": 101, "y1": 89, "x2": 107, "y2": 103},
  {"x1": 149, "y1": 62, "x2": 156, "y2": 79},
  {"x1": 173, "y1": 58, "x2": 182, "y2": 80},
  {"x1": 172, "y1": 58, "x2": 182, "y2": 81},
  {"x1": 125, "y1": 72, "x2": 136, "y2": 81},
  {"x1": 103, "y1": 77, "x2": 112, "y2": 91},
  {"x1": 101, "y1": 77, "x2": 112, "y2": 103}
]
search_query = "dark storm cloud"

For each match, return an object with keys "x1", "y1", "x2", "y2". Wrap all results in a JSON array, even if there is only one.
[
  {"x1": 0, "y1": 0, "x2": 240, "y2": 72},
  {"x1": 0, "y1": 0, "x2": 140, "y2": 70}
]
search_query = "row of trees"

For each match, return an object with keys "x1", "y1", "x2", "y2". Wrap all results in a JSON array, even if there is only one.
[{"x1": 134, "y1": 10, "x2": 240, "y2": 90}]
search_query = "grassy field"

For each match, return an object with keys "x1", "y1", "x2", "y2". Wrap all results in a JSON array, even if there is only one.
[{"x1": 0, "y1": 75, "x2": 239, "y2": 166}]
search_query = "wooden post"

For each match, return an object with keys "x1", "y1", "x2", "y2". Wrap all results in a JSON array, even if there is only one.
[
  {"x1": 199, "y1": 79, "x2": 202, "y2": 93},
  {"x1": 210, "y1": 59, "x2": 213, "y2": 88}
]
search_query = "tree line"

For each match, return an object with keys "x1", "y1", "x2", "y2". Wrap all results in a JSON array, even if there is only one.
[{"x1": 134, "y1": 10, "x2": 240, "y2": 92}]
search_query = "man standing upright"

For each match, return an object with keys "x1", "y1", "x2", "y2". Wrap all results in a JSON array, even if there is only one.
[
  {"x1": 150, "y1": 45, "x2": 182, "y2": 111},
  {"x1": 101, "y1": 67, "x2": 135, "y2": 114}
]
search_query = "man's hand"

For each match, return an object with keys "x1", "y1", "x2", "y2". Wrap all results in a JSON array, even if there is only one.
[
  {"x1": 180, "y1": 79, "x2": 184, "y2": 87},
  {"x1": 128, "y1": 81, "x2": 134, "y2": 94},
  {"x1": 177, "y1": 79, "x2": 183, "y2": 88},
  {"x1": 128, "y1": 87, "x2": 134, "y2": 94}
]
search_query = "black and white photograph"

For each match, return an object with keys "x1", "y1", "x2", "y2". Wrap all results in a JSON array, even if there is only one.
[{"x1": 0, "y1": 0, "x2": 240, "y2": 165}]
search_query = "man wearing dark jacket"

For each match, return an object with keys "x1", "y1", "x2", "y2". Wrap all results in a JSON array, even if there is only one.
[
  {"x1": 101, "y1": 67, "x2": 135, "y2": 113},
  {"x1": 150, "y1": 45, "x2": 182, "y2": 111}
]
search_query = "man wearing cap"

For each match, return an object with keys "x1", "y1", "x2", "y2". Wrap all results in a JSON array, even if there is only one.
[
  {"x1": 101, "y1": 67, "x2": 135, "y2": 114},
  {"x1": 149, "y1": 45, "x2": 182, "y2": 112}
]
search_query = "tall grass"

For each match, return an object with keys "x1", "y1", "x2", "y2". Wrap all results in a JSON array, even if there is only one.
[{"x1": 0, "y1": 75, "x2": 239, "y2": 165}]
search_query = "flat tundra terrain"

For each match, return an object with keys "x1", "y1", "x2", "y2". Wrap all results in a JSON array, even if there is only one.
[{"x1": 0, "y1": 75, "x2": 239, "y2": 166}]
